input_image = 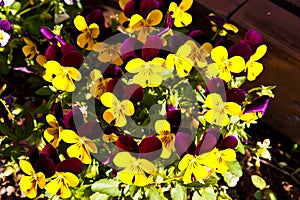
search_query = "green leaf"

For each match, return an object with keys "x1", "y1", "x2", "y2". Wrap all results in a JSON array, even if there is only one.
[
  {"x1": 265, "y1": 189, "x2": 277, "y2": 200},
  {"x1": 199, "y1": 187, "x2": 217, "y2": 200},
  {"x1": 222, "y1": 172, "x2": 240, "y2": 187},
  {"x1": 10, "y1": 1, "x2": 21, "y2": 15},
  {"x1": 90, "y1": 192, "x2": 111, "y2": 200},
  {"x1": 171, "y1": 183, "x2": 187, "y2": 200},
  {"x1": 226, "y1": 160, "x2": 243, "y2": 177},
  {"x1": 146, "y1": 187, "x2": 161, "y2": 200},
  {"x1": 0, "y1": 123, "x2": 18, "y2": 140},
  {"x1": 35, "y1": 86, "x2": 56, "y2": 96},
  {"x1": 254, "y1": 190, "x2": 263, "y2": 200},
  {"x1": 251, "y1": 175, "x2": 267, "y2": 190},
  {"x1": 91, "y1": 179, "x2": 120, "y2": 197}
]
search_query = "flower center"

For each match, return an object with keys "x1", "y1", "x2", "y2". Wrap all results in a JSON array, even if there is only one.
[{"x1": 0, "y1": 33, "x2": 3, "y2": 40}]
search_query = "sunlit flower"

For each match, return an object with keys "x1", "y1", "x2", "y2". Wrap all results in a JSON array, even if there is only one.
[
  {"x1": 125, "y1": 57, "x2": 166, "y2": 88},
  {"x1": 74, "y1": 15, "x2": 99, "y2": 50},
  {"x1": 155, "y1": 120, "x2": 175, "y2": 158},
  {"x1": 22, "y1": 37, "x2": 38, "y2": 60},
  {"x1": 207, "y1": 46, "x2": 245, "y2": 82},
  {"x1": 166, "y1": 43, "x2": 194, "y2": 77},
  {"x1": 44, "y1": 114, "x2": 64, "y2": 148},
  {"x1": 169, "y1": 0, "x2": 193, "y2": 27},
  {"x1": 241, "y1": 95, "x2": 270, "y2": 123},
  {"x1": 45, "y1": 171, "x2": 79, "y2": 199},
  {"x1": 61, "y1": 129, "x2": 98, "y2": 164},
  {"x1": 0, "y1": 20, "x2": 11, "y2": 47},
  {"x1": 93, "y1": 42, "x2": 123, "y2": 66},
  {"x1": 43, "y1": 60, "x2": 82, "y2": 92},
  {"x1": 204, "y1": 93, "x2": 241, "y2": 126},
  {"x1": 128, "y1": 10, "x2": 163, "y2": 42},
  {"x1": 256, "y1": 139, "x2": 271, "y2": 160},
  {"x1": 89, "y1": 69, "x2": 111, "y2": 100},
  {"x1": 245, "y1": 45, "x2": 267, "y2": 81},
  {"x1": 184, "y1": 40, "x2": 213, "y2": 68},
  {"x1": 179, "y1": 154, "x2": 209, "y2": 184},
  {"x1": 100, "y1": 92, "x2": 134, "y2": 127},
  {"x1": 19, "y1": 160, "x2": 46, "y2": 199},
  {"x1": 208, "y1": 13, "x2": 238, "y2": 36}
]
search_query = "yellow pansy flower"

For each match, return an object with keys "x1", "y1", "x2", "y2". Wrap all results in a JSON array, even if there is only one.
[
  {"x1": 178, "y1": 154, "x2": 208, "y2": 184},
  {"x1": 19, "y1": 160, "x2": 46, "y2": 199},
  {"x1": 93, "y1": 42, "x2": 123, "y2": 66},
  {"x1": 100, "y1": 92, "x2": 134, "y2": 127},
  {"x1": 128, "y1": 10, "x2": 163, "y2": 42},
  {"x1": 203, "y1": 147, "x2": 236, "y2": 173},
  {"x1": 256, "y1": 139, "x2": 271, "y2": 160},
  {"x1": 207, "y1": 46, "x2": 245, "y2": 82},
  {"x1": 61, "y1": 129, "x2": 98, "y2": 164},
  {"x1": 74, "y1": 15, "x2": 100, "y2": 50},
  {"x1": 113, "y1": 152, "x2": 156, "y2": 186},
  {"x1": 45, "y1": 171, "x2": 79, "y2": 199},
  {"x1": 204, "y1": 93, "x2": 241, "y2": 126},
  {"x1": 125, "y1": 57, "x2": 166, "y2": 88},
  {"x1": 245, "y1": 45, "x2": 267, "y2": 81},
  {"x1": 209, "y1": 13, "x2": 238, "y2": 36},
  {"x1": 43, "y1": 60, "x2": 82, "y2": 92},
  {"x1": 22, "y1": 37, "x2": 38, "y2": 60},
  {"x1": 89, "y1": 69, "x2": 111, "y2": 100},
  {"x1": 44, "y1": 114, "x2": 63, "y2": 148},
  {"x1": 184, "y1": 40, "x2": 213, "y2": 68},
  {"x1": 155, "y1": 120, "x2": 175, "y2": 159},
  {"x1": 166, "y1": 44, "x2": 194, "y2": 78},
  {"x1": 169, "y1": 0, "x2": 193, "y2": 27}
]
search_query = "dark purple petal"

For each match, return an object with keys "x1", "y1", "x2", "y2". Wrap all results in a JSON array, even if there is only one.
[
  {"x1": 61, "y1": 44, "x2": 77, "y2": 54},
  {"x1": 245, "y1": 29, "x2": 263, "y2": 45},
  {"x1": 120, "y1": 38, "x2": 141, "y2": 60},
  {"x1": 226, "y1": 88, "x2": 247, "y2": 104},
  {"x1": 205, "y1": 78, "x2": 228, "y2": 99},
  {"x1": 34, "y1": 158, "x2": 56, "y2": 178},
  {"x1": 104, "y1": 126, "x2": 120, "y2": 135},
  {"x1": 116, "y1": 135, "x2": 139, "y2": 153},
  {"x1": 103, "y1": 65, "x2": 122, "y2": 79},
  {"x1": 61, "y1": 51, "x2": 84, "y2": 69},
  {"x1": 105, "y1": 78, "x2": 124, "y2": 100},
  {"x1": 218, "y1": 135, "x2": 238, "y2": 150},
  {"x1": 40, "y1": 144, "x2": 60, "y2": 165},
  {"x1": 51, "y1": 102, "x2": 64, "y2": 121},
  {"x1": 206, "y1": 15, "x2": 225, "y2": 25},
  {"x1": 240, "y1": 40, "x2": 256, "y2": 55},
  {"x1": 86, "y1": 9, "x2": 105, "y2": 26},
  {"x1": 64, "y1": 107, "x2": 84, "y2": 132},
  {"x1": 174, "y1": 130, "x2": 194, "y2": 156},
  {"x1": 0, "y1": 20, "x2": 11, "y2": 31},
  {"x1": 166, "y1": 109, "x2": 181, "y2": 127},
  {"x1": 56, "y1": 158, "x2": 83, "y2": 175},
  {"x1": 139, "y1": 136, "x2": 162, "y2": 160},
  {"x1": 188, "y1": 30, "x2": 209, "y2": 44},
  {"x1": 40, "y1": 27, "x2": 56, "y2": 42},
  {"x1": 77, "y1": 121, "x2": 101, "y2": 139},
  {"x1": 28, "y1": 147, "x2": 40, "y2": 166},
  {"x1": 123, "y1": 84, "x2": 144, "y2": 103},
  {"x1": 195, "y1": 132, "x2": 217, "y2": 155},
  {"x1": 142, "y1": 35, "x2": 163, "y2": 61},
  {"x1": 139, "y1": 0, "x2": 160, "y2": 18},
  {"x1": 45, "y1": 44, "x2": 62, "y2": 61},
  {"x1": 123, "y1": 1, "x2": 138, "y2": 18},
  {"x1": 228, "y1": 42, "x2": 252, "y2": 61},
  {"x1": 244, "y1": 95, "x2": 270, "y2": 116},
  {"x1": 215, "y1": 40, "x2": 235, "y2": 50}
]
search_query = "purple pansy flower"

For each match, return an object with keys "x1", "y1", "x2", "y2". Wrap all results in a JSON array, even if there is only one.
[{"x1": 0, "y1": 20, "x2": 11, "y2": 47}]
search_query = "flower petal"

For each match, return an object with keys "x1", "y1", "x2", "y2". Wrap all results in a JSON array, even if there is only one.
[
  {"x1": 116, "y1": 135, "x2": 139, "y2": 153},
  {"x1": 61, "y1": 129, "x2": 79, "y2": 143},
  {"x1": 113, "y1": 152, "x2": 134, "y2": 168},
  {"x1": 20, "y1": 160, "x2": 35, "y2": 175},
  {"x1": 56, "y1": 158, "x2": 83, "y2": 175},
  {"x1": 101, "y1": 92, "x2": 119, "y2": 108},
  {"x1": 74, "y1": 15, "x2": 88, "y2": 32}
]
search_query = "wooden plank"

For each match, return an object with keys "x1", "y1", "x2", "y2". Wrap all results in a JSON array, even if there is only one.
[{"x1": 194, "y1": 0, "x2": 247, "y2": 18}]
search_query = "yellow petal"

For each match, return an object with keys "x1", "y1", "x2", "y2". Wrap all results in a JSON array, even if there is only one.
[
  {"x1": 150, "y1": 57, "x2": 166, "y2": 73},
  {"x1": 103, "y1": 109, "x2": 115, "y2": 124},
  {"x1": 113, "y1": 152, "x2": 134, "y2": 168},
  {"x1": 46, "y1": 114, "x2": 59, "y2": 128},
  {"x1": 125, "y1": 58, "x2": 145, "y2": 73},
  {"x1": 178, "y1": 154, "x2": 194, "y2": 171},
  {"x1": 168, "y1": 2, "x2": 178, "y2": 13},
  {"x1": 61, "y1": 129, "x2": 79, "y2": 143},
  {"x1": 120, "y1": 100, "x2": 135, "y2": 116},
  {"x1": 36, "y1": 55, "x2": 47, "y2": 67},
  {"x1": 52, "y1": 75, "x2": 75, "y2": 92},
  {"x1": 101, "y1": 92, "x2": 119, "y2": 108},
  {"x1": 221, "y1": 149, "x2": 236, "y2": 161},
  {"x1": 133, "y1": 72, "x2": 162, "y2": 87},
  {"x1": 179, "y1": 0, "x2": 193, "y2": 11},
  {"x1": 119, "y1": 0, "x2": 129, "y2": 10},
  {"x1": 205, "y1": 93, "x2": 223, "y2": 109},
  {"x1": 139, "y1": 159, "x2": 156, "y2": 174},
  {"x1": 20, "y1": 160, "x2": 35, "y2": 175},
  {"x1": 67, "y1": 143, "x2": 92, "y2": 164},
  {"x1": 160, "y1": 146, "x2": 172, "y2": 159},
  {"x1": 120, "y1": 170, "x2": 148, "y2": 186},
  {"x1": 66, "y1": 67, "x2": 82, "y2": 81},
  {"x1": 246, "y1": 62, "x2": 263, "y2": 81},
  {"x1": 251, "y1": 45, "x2": 267, "y2": 61},
  {"x1": 211, "y1": 46, "x2": 228, "y2": 63},
  {"x1": 44, "y1": 60, "x2": 63, "y2": 74},
  {"x1": 114, "y1": 112, "x2": 127, "y2": 127},
  {"x1": 177, "y1": 44, "x2": 192, "y2": 57},
  {"x1": 45, "y1": 177, "x2": 61, "y2": 196},
  {"x1": 74, "y1": 15, "x2": 88, "y2": 32},
  {"x1": 89, "y1": 23, "x2": 100, "y2": 39},
  {"x1": 173, "y1": 12, "x2": 192, "y2": 28},
  {"x1": 193, "y1": 164, "x2": 208, "y2": 181},
  {"x1": 223, "y1": 23, "x2": 238, "y2": 33},
  {"x1": 20, "y1": 176, "x2": 35, "y2": 195},
  {"x1": 146, "y1": 10, "x2": 163, "y2": 26},
  {"x1": 175, "y1": 55, "x2": 193, "y2": 77},
  {"x1": 22, "y1": 45, "x2": 36, "y2": 60},
  {"x1": 216, "y1": 159, "x2": 229, "y2": 173},
  {"x1": 60, "y1": 182, "x2": 72, "y2": 199},
  {"x1": 229, "y1": 56, "x2": 245, "y2": 73},
  {"x1": 207, "y1": 63, "x2": 219, "y2": 77},
  {"x1": 129, "y1": 14, "x2": 144, "y2": 29},
  {"x1": 165, "y1": 54, "x2": 176, "y2": 69},
  {"x1": 63, "y1": 172, "x2": 79, "y2": 187},
  {"x1": 90, "y1": 69, "x2": 103, "y2": 81},
  {"x1": 204, "y1": 109, "x2": 229, "y2": 126},
  {"x1": 118, "y1": 12, "x2": 129, "y2": 25},
  {"x1": 225, "y1": 102, "x2": 241, "y2": 116},
  {"x1": 155, "y1": 120, "x2": 171, "y2": 134},
  {"x1": 77, "y1": 32, "x2": 94, "y2": 50},
  {"x1": 36, "y1": 172, "x2": 46, "y2": 189},
  {"x1": 220, "y1": 70, "x2": 232, "y2": 82},
  {"x1": 182, "y1": 165, "x2": 193, "y2": 184}
]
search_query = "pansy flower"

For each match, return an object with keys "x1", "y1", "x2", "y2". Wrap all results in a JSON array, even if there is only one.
[
  {"x1": 0, "y1": 20, "x2": 11, "y2": 47},
  {"x1": 207, "y1": 46, "x2": 245, "y2": 82},
  {"x1": 169, "y1": 0, "x2": 193, "y2": 27},
  {"x1": 204, "y1": 93, "x2": 241, "y2": 126},
  {"x1": 61, "y1": 129, "x2": 98, "y2": 164},
  {"x1": 42, "y1": 60, "x2": 82, "y2": 92},
  {"x1": 256, "y1": 139, "x2": 271, "y2": 160},
  {"x1": 207, "y1": 13, "x2": 238, "y2": 36},
  {"x1": 155, "y1": 120, "x2": 175, "y2": 158},
  {"x1": 101, "y1": 92, "x2": 135, "y2": 127},
  {"x1": 74, "y1": 15, "x2": 100, "y2": 50},
  {"x1": 19, "y1": 160, "x2": 46, "y2": 199},
  {"x1": 245, "y1": 44, "x2": 267, "y2": 81},
  {"x1": 113, "y1": 135, "x2": 162, "y2": 186},
  {"x1": 93, "y1": 42, "x2": 123, "y2": 66},
  {"x1": 166, "y1": 43, "x2": 194, "y2": 78},
  {"x1": 184, "y1": 40, "x2": 213, "y2": 68},
  {"x1": 22, "y1": 34, "x2": 39, "y2": 60},
  {"x1": 44, "y1": 114, "x2": 64, "y2": 148},
  {"x1": 89, "y1": 69, "x2": 112, "y2": 100}
]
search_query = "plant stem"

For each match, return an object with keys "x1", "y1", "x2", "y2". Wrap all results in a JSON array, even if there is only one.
[{"x1": 17, "y1": 0, "x2": 52, "y2": 16}]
